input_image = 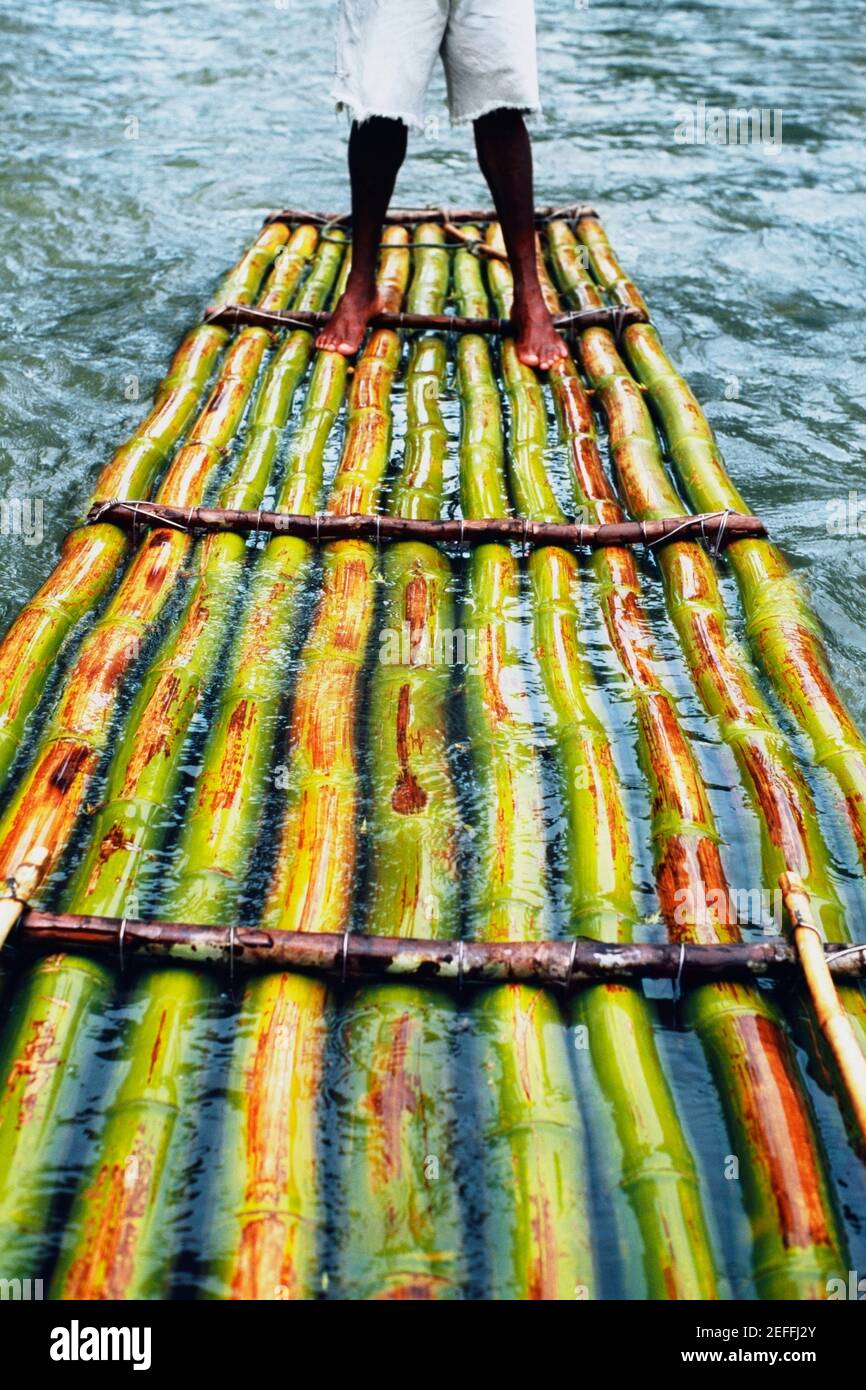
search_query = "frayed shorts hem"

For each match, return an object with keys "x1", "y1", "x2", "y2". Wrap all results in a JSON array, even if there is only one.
[
  {"x1": 450, "y1": 99, "x2": 542, "y2": 127},
  {"x1": 332, "y1": 90, "x2": 428, "y2": 131},
  {"x1": 333, "y1": 91, "x2": 542, "y2": 131}
]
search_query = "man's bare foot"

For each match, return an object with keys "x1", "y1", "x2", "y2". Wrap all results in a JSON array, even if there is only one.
[
  {"x1": 512, "y1": 296, "x2": 569, "y2": 371},
  {"x1": 315, "y1": 283, "x2": 381, "y2": 356}
]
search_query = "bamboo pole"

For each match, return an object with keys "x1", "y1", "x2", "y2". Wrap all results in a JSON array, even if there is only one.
[
  {"x1": 581, "y1": 322, "x2": 866, "y2": 1039},
  {"x1": 0, "y1": 850, "x2": 51, "y2": 953},
  {"x1": 263, "y1": 203, "x2": 598, "y2": 228},
  {"x1": 49, "y1": 249, "x2": 358, "y2": 1302},
  {"x1": 0, "y1": 227, "x2": 322, "y2": 1280},
  {"x1": 205, "y1": 229, "x2": 411, "y2": 1301},
  {"x1": 0, "y1": 222, "x2": 290, "y2": 789},
  {"x1": 572, "y1": 213, "x2": 866, "y2": 870},
  {"x1": 442, "y1": 220, "x2": 509, "y2": 262},
  {"x1": 336, "y1": 226, "x2": 465, "y2": 1299},
  {"x1": 168, "y1": 278, "x2": 354, "y2": 926},
  {"x1": 0, "y1": 226, "x2": 318, "y2": 933},
  {"x1": 16, "y1": 909, "x2": 866, "y2": 984},
  {"x1": 485, "y1": 240, "x2": 719, "y2": 1298},
  {"x1": 547, "y1": 218, "x2": 866, "y2": 1133},
  {"x1": 454, "y1": 237, "x2": 595, "y2": 1299},
  {"x1": 548, "y1": 223, "x2": 859, "y2": 929},
  {"x1": 87, "y1": 499, "x2": 763, "y2": 548},
  {"x1": 535, "y1": 225, "x2": 848, "y2": 1297},
  {"x1": 781, "y1": 873, "x2": 866, "y2": 1144},
  {"x1": 62, "y1": 228, "x2": 337, "y2": 925},
  {"x1": 203, "y1": 300, "x2": 643, "y2": 337},
  {"x1": 46, "y1": 234, "x2": 347, "y2": 1300}
]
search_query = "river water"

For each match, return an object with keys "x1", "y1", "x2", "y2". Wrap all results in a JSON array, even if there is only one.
[{"x1": 1, "y1": 0, "x2": 865, "y2": 1298}]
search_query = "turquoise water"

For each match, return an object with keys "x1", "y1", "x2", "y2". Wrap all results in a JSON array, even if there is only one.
[{"x1": 1, "y1": 0, "x2": 865, "y2": 1298}]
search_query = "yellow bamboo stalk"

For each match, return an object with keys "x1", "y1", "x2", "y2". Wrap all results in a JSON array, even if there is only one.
[
  {"x1": 0, "y1": 849, "x2": 51, "y2": 950},
  {"x1": 208, "y1": 229, "x2": 411, "y2": 1300},
  {"x1": 781, "y1": 872, "x2": 866, "y2": 1145},
  {"x1": 0, "y1": 225, "x2": 313, "y2": 931}
]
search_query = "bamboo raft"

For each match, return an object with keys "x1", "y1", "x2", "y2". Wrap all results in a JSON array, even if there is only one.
[{"x1": 0, "y1": 202, "x2": 865, "y2": 1300}]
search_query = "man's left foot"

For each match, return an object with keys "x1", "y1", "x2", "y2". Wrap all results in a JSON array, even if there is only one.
[{"x1": 512, "y1": 298, "x2": 569, "y2": 370}]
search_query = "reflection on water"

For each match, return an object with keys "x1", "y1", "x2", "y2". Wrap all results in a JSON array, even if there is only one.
[{"x1": 1, "y1": 0, "x2": 865, "y2": 1297}]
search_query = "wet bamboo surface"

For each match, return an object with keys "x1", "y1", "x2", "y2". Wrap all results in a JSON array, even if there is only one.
[
  {"x1": 208, "y1": 229, "x2": 412, "y2": 1300},
  {"x1": 0, "y1": 205, "x2": 864, "y2": 1300},
  {"x1": 483, "y1": 238, "x2": 717, "y2": 1297},
  {"x1": 49, "y1": 230, "x2": 350, "y2": 1299},
  {"x1": 454, "y1": 236, "x2": 595, "y2": 1298},
  {"x1": 333, "y1": 227, "x2": 465, "y2": 1299}
]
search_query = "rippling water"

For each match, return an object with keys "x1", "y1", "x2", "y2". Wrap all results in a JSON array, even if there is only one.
[{"x1": 1, "y1": 0, "x2": 866, "y2": 1298}]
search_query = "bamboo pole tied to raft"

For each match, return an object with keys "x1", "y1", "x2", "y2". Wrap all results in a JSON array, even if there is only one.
[
  {"x1": 780, "y1": 873, "x2": 866, "y2": 1145},
  {"x1": 0, "y1": 849, "x2": 50, "y2": 951}
]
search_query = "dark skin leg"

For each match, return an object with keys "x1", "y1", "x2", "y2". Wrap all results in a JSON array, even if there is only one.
[
  {"x1": 317, "y1": 106, "x2": 566, "y2": 368},
  {"x1": 315, "y1": 116, "x2": 407, "y2": 354},
  {"x1": 473, "y1": 107, "x2": 567, "y2": 369}
]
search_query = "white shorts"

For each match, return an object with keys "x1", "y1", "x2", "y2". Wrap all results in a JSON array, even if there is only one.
[{"x1": 332, "y1": 0, "x2": 541, "y2": 130}]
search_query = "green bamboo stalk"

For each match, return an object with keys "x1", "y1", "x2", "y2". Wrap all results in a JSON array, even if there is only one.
[
  {"x1": 85, "y1": 266, "x2": 358, "y2": 1301},
  {"x1": 0, "y1": 222, "x2": 290, "y2": 789},
  {"x1": 47, "y1": 233, "x2": 347, "y2": 1300},
  {"x1": 543, "y1": 224, "x2": 848, "y2": 1296},
  {"x1": 205, "y1": 229, "x2": 411, "y2": 1300},
  {"x1": 61, "y1": 227, "x2": 337, "y2": 925},
  {"x1": 0, "y1": 226, "x2": 322, "y2": 1281},
  {"x1": 572, "y1": 214, "x2": 866, "y2": 871},
  {"x1": 51, "y1": 264, "x2": 355, "y2": 1303},
  {"x1": 548, "y1": 219, "x2": 866, "y2": 1085},
  {"x1": 336, "y1": 226, "x2": 465, "y2": 1299},
  {"x1": 547, "y1": 223, "x2": 852, "y2": 923},
  {"x1": 0, "y1": 229, "x2": 317, "y2": 915},
  {"x1": 600, "y1": 358, "x2": 866, "y2": 940},
  {"x1": 551, "y1": 218, "x2": 866, "y2": 1160},
  {"x1": 485, "y1": 239, "x2": 719, "y2": 1298},
  {"x1": 168, "y1": 274, "x2": 353, "y2": 926},
  {"x1": 452, "y1": 238, "x2": 595, "y2": 1299}
]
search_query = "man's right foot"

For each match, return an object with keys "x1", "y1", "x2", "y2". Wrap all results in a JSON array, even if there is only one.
[
  {"x1": 315, "y1": 284, "x2": 382, "y2": 356},
  {"x1": 511, "y1": 292, "x2": 569, "y2": 371}
]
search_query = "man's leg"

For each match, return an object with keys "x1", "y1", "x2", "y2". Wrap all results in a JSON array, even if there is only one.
[
  {"x1": 473, "y1": 108, "x2": 567, "y2": 370},
  {"x1": 315, "y1": 116, "x2": 408, "y2": 355}
]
